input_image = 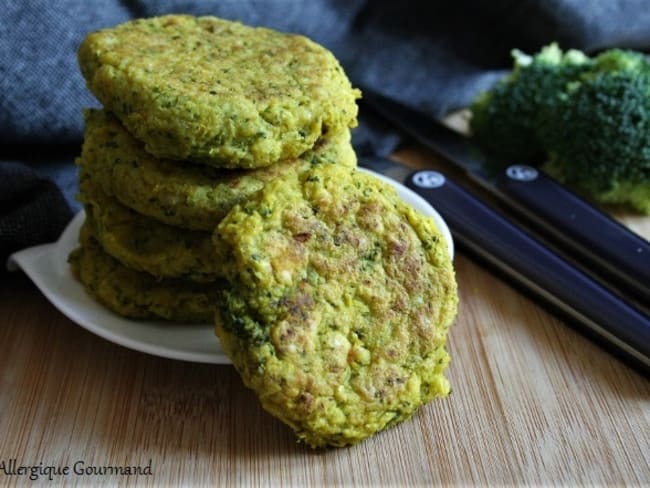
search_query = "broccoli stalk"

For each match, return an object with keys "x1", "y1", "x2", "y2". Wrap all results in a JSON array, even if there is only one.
[{"x1": 470, "y1": 44, "x2": 650, "y2": 214}]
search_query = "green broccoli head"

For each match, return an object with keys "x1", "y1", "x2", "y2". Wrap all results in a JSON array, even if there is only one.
[
  {"x1": 470, "y1": 44, "x2": 650, "y2": 214},
  {"x1": 469, "y1": 43, "x2": 591, "y2": 166},
  {"x1": 541, "y1": 67, "x2": 650, "y2": 213}
]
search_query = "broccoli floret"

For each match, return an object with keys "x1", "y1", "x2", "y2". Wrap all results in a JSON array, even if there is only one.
[
  {"x1": 470, "y1": 43, "x2": 591, "y2": 165},
  {"x1": 541, "y1": 68, "x2": 650, "y2": 213},
  {"x1": 470, "y1": 44, "x2": 650, "y2": 214},
  {"x1": 592, "y1": 48, "x2": 650, "y2": 73}
]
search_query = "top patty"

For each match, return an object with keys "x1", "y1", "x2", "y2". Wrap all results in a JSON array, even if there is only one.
[
  {"x1": 78, "y1": 109, "x2": 356, "y2": 231},
  {"x1": 214, "y1": 164, "x2": 458, "y2": 447},
  {"x1": 78, "y1": 14, "x2": 360, "y2": 168}
]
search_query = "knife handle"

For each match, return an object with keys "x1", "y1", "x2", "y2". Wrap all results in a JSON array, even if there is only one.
[
  {"x1": 405, "y1": 169, "x2": 650, "y2": 375},
  {"x1": 490, "y1": 165, "x2": 650, "y2": 302}
]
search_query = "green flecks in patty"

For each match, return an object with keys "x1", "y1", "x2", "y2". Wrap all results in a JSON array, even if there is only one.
[
  {"x1": 69, "y1": 222, "x2": 223, "y2": 322},
  {"x1": 78, "y1": 174, "x2": 228, "y2": 283},
  {"x1": 78, "y1": 14, "x2": 360, "y2": 168},
  {"x1": 213, "y1": 164, "x2": 458, "y2": 448},
  {"x1": 78, "y1": 109, "x2": 356, "y2": 231}
]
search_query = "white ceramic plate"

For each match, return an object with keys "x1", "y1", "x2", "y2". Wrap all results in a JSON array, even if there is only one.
[{"x1": 7, "y1": 169, "x2": 453, "y2": 364}]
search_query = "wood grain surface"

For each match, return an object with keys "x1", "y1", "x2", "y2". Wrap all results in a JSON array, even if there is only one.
[{"x1": 1, "y1": 147, "x2": 649, "y2": 487}]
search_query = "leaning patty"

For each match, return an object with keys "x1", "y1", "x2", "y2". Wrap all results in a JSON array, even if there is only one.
[
  {"x1": 78, "y1": 109, "x2": 356, "y2": 231},
  {"x1": 78, "y1": 14, "x2": 360, "y2": 168},
  {"x1": 214, "y1": 164, "x2": 458, "y2": 447}
]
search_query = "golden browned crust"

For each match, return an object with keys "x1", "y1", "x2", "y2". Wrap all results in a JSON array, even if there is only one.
[{"x1": 214, "y1": 164, "x2": 458, "y2": 447}]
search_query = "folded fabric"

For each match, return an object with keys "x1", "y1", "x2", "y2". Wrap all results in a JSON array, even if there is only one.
[
  {"x1": 3, "y1": 0, "x2": 650, "y2": 263},
  {"x1": 0, "y1": 162, "x2": 73, "y2": 268}
]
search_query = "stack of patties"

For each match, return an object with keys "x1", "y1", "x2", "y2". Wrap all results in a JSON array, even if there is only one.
[
  {"x1": 71, "y1": 14, "x2": 459, "y2": 448},
  {"x1": 70, "y1": 15, "x2": 359, "y2": 322}
]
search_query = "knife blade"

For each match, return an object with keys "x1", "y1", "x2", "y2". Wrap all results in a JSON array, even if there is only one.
[
  {"x1": 360, "y1": 156, "x2": 650, "y2": 376},
  {"x1": 361, "y1": 89, "x2": 650, "y2": 303}
]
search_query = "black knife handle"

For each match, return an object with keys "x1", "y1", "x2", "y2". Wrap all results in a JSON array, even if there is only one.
[
  {"x1": 405, "y1": 169, "x2": 650, "y2": 375},
  {"x1": 491, "y1": 165, "x2": 650, "y2": 302}
]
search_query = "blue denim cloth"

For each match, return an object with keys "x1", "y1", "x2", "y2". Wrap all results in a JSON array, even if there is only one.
[{"x1": 3, "y1": 0, "x2": 650, "y2": 260}]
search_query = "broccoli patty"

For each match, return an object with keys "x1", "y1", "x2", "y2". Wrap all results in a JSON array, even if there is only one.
[
  {"x1": 69, "y1": 223, "x2": 222, "y2": 322},
  {"x1": 214, "y1": 164, "x2": 458, "y2": 447},
  {"x1": 78, "y1": 110, "x2": 356, "y2": 231},
  {"x1": 78, "y1": 174, "x2": 227, "y2": 282},
  {"x1": 78, "y1": 15, "x2": 360, "y2": 168}
]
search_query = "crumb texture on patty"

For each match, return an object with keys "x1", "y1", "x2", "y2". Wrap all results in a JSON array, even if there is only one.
[
  {"x1": 70, "y1": 223, "x2": 222, "y2": 322},
  {"x1": 214, "y1": 164, "x2": 458, "y2": 447},
  {"x1": 78, "y1": 174, "x2": 227, "y2": 282},
  {"x1": 78, "y1": 109, "x2": 356, "y2": 231},
  {"x1": 78, "y1": 15, "x2": 360, "y2": 168}
]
